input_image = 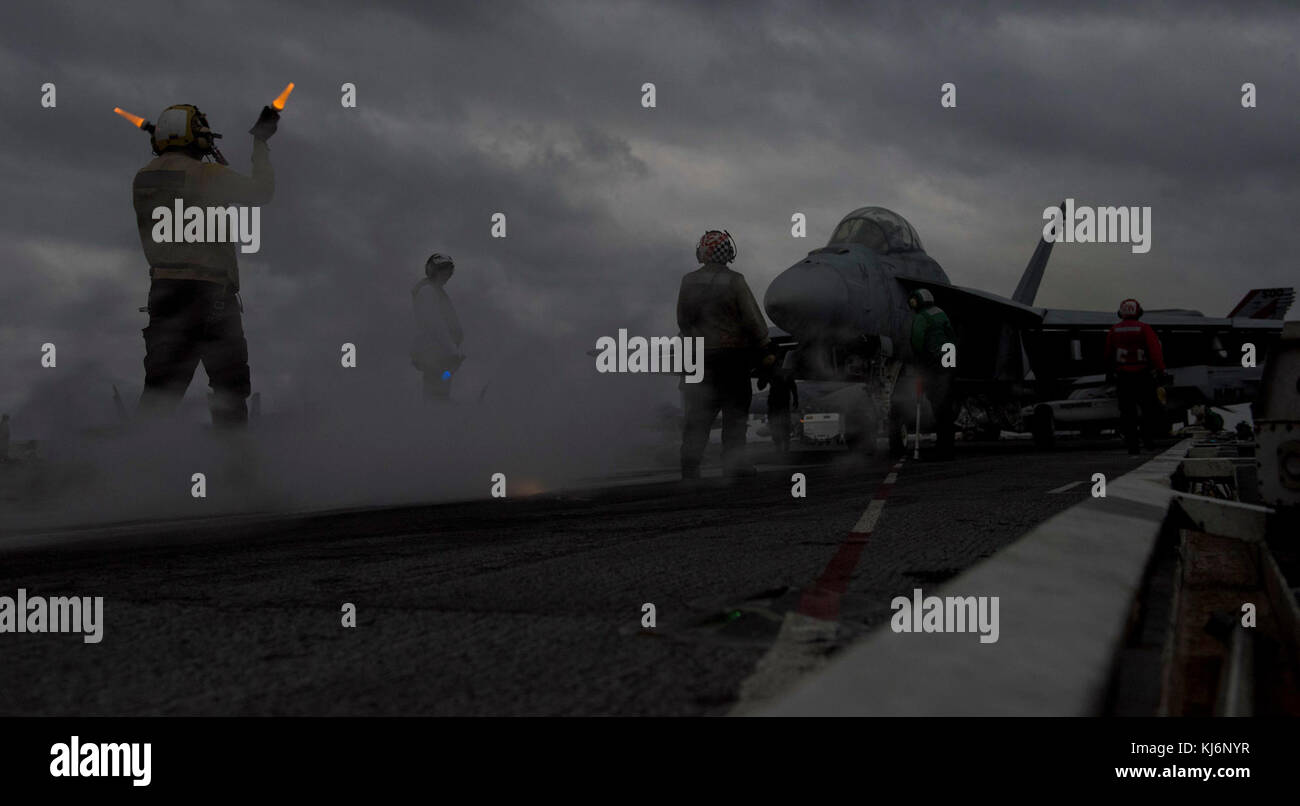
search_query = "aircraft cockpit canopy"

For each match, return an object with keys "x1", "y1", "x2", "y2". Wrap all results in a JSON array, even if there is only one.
[{"x1": 828, "y1": 207, "x2": 925, "y2": 254}]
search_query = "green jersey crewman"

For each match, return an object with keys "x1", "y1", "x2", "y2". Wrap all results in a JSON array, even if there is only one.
[{"x1": 908, "y1": 288, "x2": 957, "y2": 458}]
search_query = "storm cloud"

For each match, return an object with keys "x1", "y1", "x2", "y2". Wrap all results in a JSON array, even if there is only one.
[{"x1": 0, "y1": 0, "x2": 1295, "y2": 521}]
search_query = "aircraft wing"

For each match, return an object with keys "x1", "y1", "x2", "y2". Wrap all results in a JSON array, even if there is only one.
[
  {"x1": 1039, "y1": 309, "x2": 1285, "y2": 330},
  {"x1": 1026, "y1": 290, "x2": 1292, "y2": 385},
  {"x1": 894, "y1": 279, "x2": 1293, "y2": 388},
  {"x1": 894, "y1": 277, "x2": 1045, "y2": 326},
  {"x1": 1040, "y1": 287, "x2": 1293, "y2": 331},
  {"x1": 894, "y1": 277, "x2": 1044, "y2": 382},
  {"x1": 895, "y1": 280, "x2": 1294, "y2": 334}
]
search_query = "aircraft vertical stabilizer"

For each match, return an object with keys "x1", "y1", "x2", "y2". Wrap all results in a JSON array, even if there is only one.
[
  {"x1": 997, "y1": 203, "x2": 1062, "y2": 379},
  {"x1": 1011, "y1": 202, "x2": 1063, "y2": 305},
  {"x1": 1227, "y1": 288, "x2": 1295, "y2": 320}
]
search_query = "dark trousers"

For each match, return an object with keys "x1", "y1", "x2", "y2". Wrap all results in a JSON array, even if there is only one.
[
  {"x1": 924, "y1": 368, "x2": 956, "y2": 455},
  {"x1": 768, "y1": 411, "x2": 792, "y2": 451},
  {"x1": 1116, "y1": 371, "x2": 1161, "y2": 451},
  {"x1": 767, "y1": 379, "x2": 795, "y2": 451},
  {"x1": 681, "y1": 349, "x2": 753, "y2": 472},
  {"x1": 138, "y1": 279, "x2": 250, "y2": 427}
]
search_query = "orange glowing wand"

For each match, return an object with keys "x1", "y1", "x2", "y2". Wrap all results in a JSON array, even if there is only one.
[
  {"x1": 271, "y1": 82, "x2": 294, "y2": 111},
  {"x1": 249, "y1": 83, "x2": 291, "y2": 142},
  {"x1": 113, "y1": 106, "x2": 154, "y2": 133}
]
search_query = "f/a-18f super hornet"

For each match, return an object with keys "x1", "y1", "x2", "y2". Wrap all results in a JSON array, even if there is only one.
[{"x1": 762, "y1": 206, "x2": 1294, "y2": 453}]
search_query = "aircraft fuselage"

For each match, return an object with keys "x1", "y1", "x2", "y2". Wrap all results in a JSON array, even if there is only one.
[{"x1": 765, "y1": 243, "x2": 946, "y2": 377}]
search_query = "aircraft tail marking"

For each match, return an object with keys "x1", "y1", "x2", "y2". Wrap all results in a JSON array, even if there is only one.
[{"x1": 1227, "y1": 287, "x2": 1295, "y2": 320}]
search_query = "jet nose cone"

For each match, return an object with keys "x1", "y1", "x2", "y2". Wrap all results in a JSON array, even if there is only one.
[{"x1": 764, "y1": 261, "x2": 851, "y2": 338}]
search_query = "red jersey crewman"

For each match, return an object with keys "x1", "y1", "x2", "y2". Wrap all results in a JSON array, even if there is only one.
[{"x1": 1104, "y1": 298, "x2": 1166, "y2": 453}]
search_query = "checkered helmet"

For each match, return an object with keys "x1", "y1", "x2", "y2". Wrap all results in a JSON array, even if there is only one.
[{"x1": 696, "y1": 230, "x2": 737, "y2": 264}]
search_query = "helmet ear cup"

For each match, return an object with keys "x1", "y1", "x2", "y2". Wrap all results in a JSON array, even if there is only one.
[{"x1": 192, "y1": 111, "x2": 211, "y2": 151}]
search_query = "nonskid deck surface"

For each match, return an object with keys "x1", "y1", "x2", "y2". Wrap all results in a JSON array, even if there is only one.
[{"x1": 0, "y1": 441, "x2": 1154, "y2": 716}]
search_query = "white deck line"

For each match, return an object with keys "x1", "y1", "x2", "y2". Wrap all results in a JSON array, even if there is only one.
[{"x1": 755, "y1": 440, "x2": 1191, "y2": 716}]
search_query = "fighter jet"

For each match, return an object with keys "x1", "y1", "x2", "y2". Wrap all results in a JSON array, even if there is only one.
[{"x1": 762, "y1": 206, "x2": 1294, "y2": 453}]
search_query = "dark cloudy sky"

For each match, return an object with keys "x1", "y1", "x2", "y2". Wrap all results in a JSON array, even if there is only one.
[{"x1": 2, "y1": 0, "x2": 1297, "y2": 428}]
